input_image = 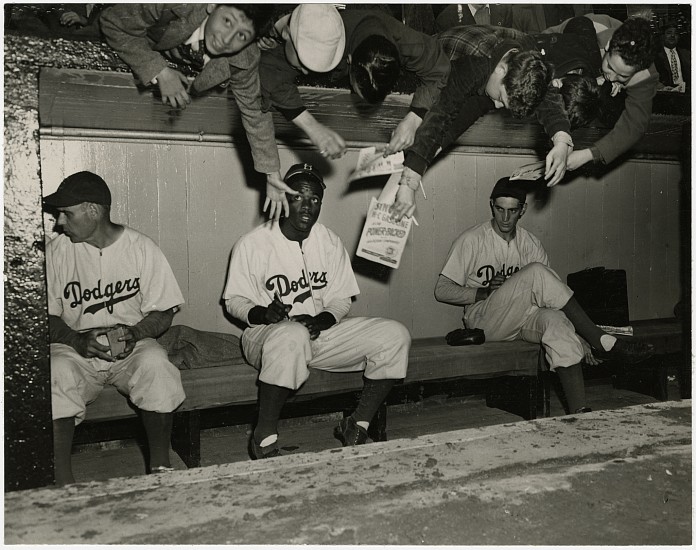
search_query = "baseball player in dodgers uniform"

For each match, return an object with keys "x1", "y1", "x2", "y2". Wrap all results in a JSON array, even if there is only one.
[
  {"x1": 44, "y1": 171, "x2": 185, "y2": 485},
  {"x1": 435, "y1": 177, "x2": 653, "y2": 414},
  {"x1": 224, "y1": 164, "x2": 410, "y2": 459}
]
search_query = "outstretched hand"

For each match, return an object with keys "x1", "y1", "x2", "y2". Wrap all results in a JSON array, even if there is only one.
[
  {"x1": 155, "y1": 67, "x2": 191, "y2": 110},
  {"x1": 544, "y1": 142, "x2": 569, "y2": 187},
  {"x1": 264, "y1": 172, "x2": 299, "y2": 221},
  {"x1": 383, "y1": 112, "x2": 422, "y2": 156},
  {"x1": 389, "y1": 167, "x2": 420, "y2": 222}
]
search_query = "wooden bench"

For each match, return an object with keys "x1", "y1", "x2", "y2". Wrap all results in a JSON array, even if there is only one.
[
  {"x1": 81, "y1": 338, "x2": 543, "y2": 468},
  {"x1": 77, "y1": 317, "x2": 686, "y2": 468},
  {"x1": 608, "y1": 318, "x2": 687, "y2": 401}
]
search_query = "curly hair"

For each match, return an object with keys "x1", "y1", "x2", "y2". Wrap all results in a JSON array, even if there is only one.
[
  {"x1": 607, "y1": 16, "x2": 656, "y2": 71},
  {"x1": 502, "y1": 50, "x2": 552, "y2": 118},
  {"x1": 221, "y1": 4, "x2": 276, "y2": 38},
  {"x1": 349, "y1": 35, "x2": 401, "y2": 104},
  {"x1": 559, "y1": 74, "x2": 601, "y2": 130}
]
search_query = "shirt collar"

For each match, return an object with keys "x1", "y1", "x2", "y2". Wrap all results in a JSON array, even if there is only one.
[
  {"x1": 186, "y1": 17, "x2": 210, "y2": 65},
  {"x1": 468, "y1": 4, "x2": 490, "y2": 17}
]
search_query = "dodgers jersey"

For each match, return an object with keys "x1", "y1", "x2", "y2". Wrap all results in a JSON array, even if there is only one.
[
  {"x1": 223, "y1": 221, "x2": 360, "y2": 318},
  {"x1": 441, "y1": 221, "x2": 549, "y2": 291},
  {"x1": 46, "y1": 226, "x2": 184, "y2": 332}
]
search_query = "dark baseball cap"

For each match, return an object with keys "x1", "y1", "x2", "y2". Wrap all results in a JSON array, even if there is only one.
[
  {"x1": 43, "y1": 171, "x2": 111, "y2": 207},
  {"x1": 490, "y1": 177, "x2": 527, "y2": 204},
  {"x1": 284, "y1": 163, "x2": 326, "y2": 192}
]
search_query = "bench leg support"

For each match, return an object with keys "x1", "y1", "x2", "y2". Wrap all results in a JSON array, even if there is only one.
[
  {"x1": 486, "y1": 376, "x2": 538, "y2": 420},
  {"x1": 171, "y1": 410, "x2": 201, "y2": 468}
]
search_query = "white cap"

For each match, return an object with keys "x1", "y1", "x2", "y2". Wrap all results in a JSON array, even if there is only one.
[{"x1": 288, "y1": 4, "x2": 346, "y2": 73}]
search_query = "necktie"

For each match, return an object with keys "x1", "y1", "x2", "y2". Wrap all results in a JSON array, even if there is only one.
[
  {"x1": 669, "y1": 49, "x2": 680, "y2": 83},
  {"x1": 474, "y1": 5, "x2": 490, "y2": 26},
  {"x1": 178, "y1": 40, "x2": 206, "y2": 72}
]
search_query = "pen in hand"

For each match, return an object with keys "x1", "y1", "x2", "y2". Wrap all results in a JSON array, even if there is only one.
[{"x1": 274, "y1": 291, "x2": 290, "y2": 320}]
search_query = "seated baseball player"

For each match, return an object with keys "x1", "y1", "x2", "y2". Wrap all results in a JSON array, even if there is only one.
[
  {"x1": 100, "y1": 4, "x2": 296, "y2": 220},
  {"x1": 44, "y1": 171, "x2": 186, "y2": 485},
  {"x1": 224, "y1": 164, "x2": 411, "y2": 459},
  {"x1": 259, "y1": 7, "x2": 451, "y2": 160},
  {"x1": 435, "y1": 177, "x2": 654, "y2": 414}
]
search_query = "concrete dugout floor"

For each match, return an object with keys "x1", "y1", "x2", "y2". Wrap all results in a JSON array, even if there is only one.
[{"x1": 5, "y1": 400, "x2": 691, "y2": 545}]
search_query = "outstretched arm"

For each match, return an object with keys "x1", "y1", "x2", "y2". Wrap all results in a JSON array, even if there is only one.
[
  {"x1": 588, "y1": 71, "x2": 658, "y2": 166},
  {"x1": 390, "y1": 63, "x2": 492, "y2": 222},
  {"x1": 292, "y1": 111, "x2": 346, "y2": 159}
]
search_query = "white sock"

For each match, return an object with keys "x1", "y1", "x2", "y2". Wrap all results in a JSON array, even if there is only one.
[
  {"x1": 600, "y1": 334, "x2": 617, "y2": 352},
  {"x1": 259, "y1": 434, "x2": 278, "y2": 447},
  {"x1": 356, "y1": 420, "x2": 369, "y2": 430}
]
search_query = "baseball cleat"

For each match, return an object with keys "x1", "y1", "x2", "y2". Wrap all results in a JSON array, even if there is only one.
[
  {"x1": 333, "y1": 415, "x2": 369, "y2": 447},
  {"x1": 600, "y1": 338, "x2": 655, "y2": 364},
  {"x1": 249, "y1": 438, "x2": 284, "y2": 460}
]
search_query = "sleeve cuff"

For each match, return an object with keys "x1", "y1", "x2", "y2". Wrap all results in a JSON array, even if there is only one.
[
  {"x1": 590, "y1": 146, "x2": 603, "y2": 164},
  {"x1": 409, "y1": 106, "x2": 428, "y2": 119},
  {"x1": 403, "y1": 151, "x2": 429, "y2": 177},
  {"x1": 281, "y1": 106, "x2": 307, "y2": 121}
]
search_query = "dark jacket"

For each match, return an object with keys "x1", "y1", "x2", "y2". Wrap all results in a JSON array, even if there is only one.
[
  {"x1": 433, "y1": 4, "x2": 522, "y2": 33},
  {"x1": 403, "y1": 40, "x2": 526, "y2": 175},
  {"x1": 260, "y1": 9, "x2": 450, "y2": 121},
  {"x1": 654, "y1": 46, "x2": 691, "y2": 88},
  {"x1": 511, "y1": 4, "x2": 592, "y2": 34},
  {"x1": 436, "y1": 25, "x2": 573, "y2": 144}
]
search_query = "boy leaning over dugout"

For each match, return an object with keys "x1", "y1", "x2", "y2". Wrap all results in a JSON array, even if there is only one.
[
  {"x1": 436, "y1": 16, "x2": 658, "y2": 175},
  {"x1": 389, "y1": 15, "x2": 658, "y2": 222},
  {"x1": 390, "y1": 33, "x2": 553, "y2": 222},
  {"x1": 543, "y1": 15, "x2": 658, "y2": 172},
  {"x1": 100, "y1": 4, "x2": 297, "y2": 220},
  {"x1": 258, "y1": 7, "x2": 451, "y2": 160}
]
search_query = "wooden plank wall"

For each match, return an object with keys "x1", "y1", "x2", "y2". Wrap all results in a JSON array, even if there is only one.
[{"x1": 40, "y1": 138, "x2": 683, "y2": 339}]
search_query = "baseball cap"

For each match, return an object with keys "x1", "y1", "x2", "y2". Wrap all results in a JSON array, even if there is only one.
[
  {"x1": 284, "y1": 163, "x2": 326, "y2": 191},
  {"x1": 490, "y1": 177, "x2": 527, "y2": 204},
  {"x1": 288, "y1": 4, "x2": 345, "y2": 73},
  {"x1": 43, "y1": 171, "x2": 111, "y2": 207}
]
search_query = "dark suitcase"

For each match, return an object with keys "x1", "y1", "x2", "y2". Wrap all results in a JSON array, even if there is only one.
[{"x1": 566, "y1": 267, "x2": 630, "y2": 327}]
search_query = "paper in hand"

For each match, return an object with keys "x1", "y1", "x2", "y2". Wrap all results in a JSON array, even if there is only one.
[
  {"x1": 510, "y1": 160, "x2": 545, "y2": 181},
  {"x1": 349, "y1": 147, "x2": 404, "y2": 182},
  {"x1": 356, "y1": 173, "x2": 412, "y2": 269}
]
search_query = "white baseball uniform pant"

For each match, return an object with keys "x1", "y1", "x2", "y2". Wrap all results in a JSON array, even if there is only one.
[
  {"x1": 464, "y1": 262, "x2": 584, "y2": 370},
  {"x1": 241, "y1": 317, "x2": 411, "y2": 390},
  {"x1": 51, "y1": 338, "x2": 186, "y2": 424}
]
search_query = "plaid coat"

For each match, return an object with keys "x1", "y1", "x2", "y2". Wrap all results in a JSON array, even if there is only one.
[{"x1": 404, "y1": 38, "x2": 520, "y2": 176}]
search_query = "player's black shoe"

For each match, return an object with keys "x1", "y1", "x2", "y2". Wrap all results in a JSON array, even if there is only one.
[
  {"x1": 573, "y1": 407, "x2": 592, "y2": 414},
  {"x1": 249, "y1": 437, "x2": 284, "y2": 460},
  {"x1": 333, "y1": 416, "x2": 369, "y2": 447},
  {"x1": 599, "y1": 338, "x2": 655, "y2": 364}
]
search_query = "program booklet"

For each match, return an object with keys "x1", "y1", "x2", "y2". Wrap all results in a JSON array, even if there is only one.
[{"x1": 356, "y1": 173, "x2": 412, "y2": 269}]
